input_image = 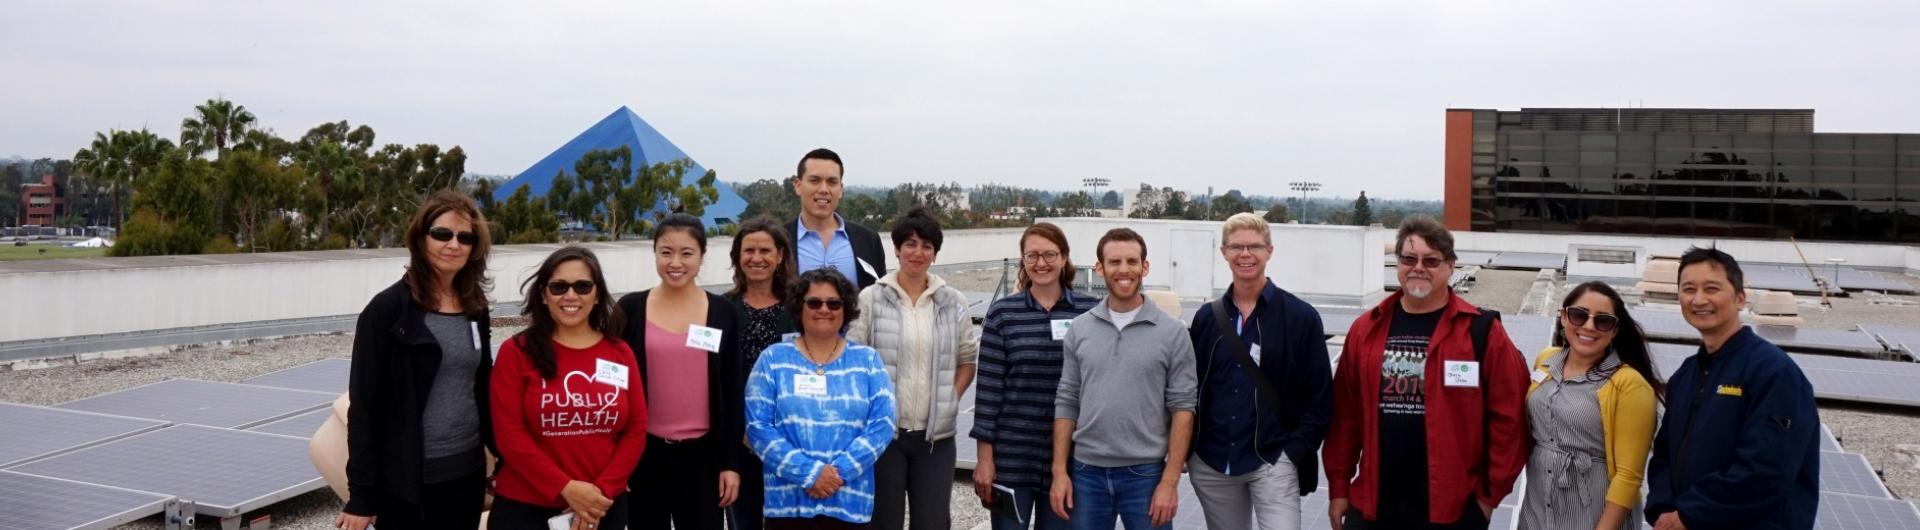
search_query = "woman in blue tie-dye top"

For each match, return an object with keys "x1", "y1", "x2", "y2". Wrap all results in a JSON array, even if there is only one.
[{"x1": 747, "y1": 268, "x2": 897, "y2": 529}]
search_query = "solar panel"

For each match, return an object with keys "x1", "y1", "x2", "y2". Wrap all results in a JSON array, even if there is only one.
[
  {"x1": 1487, "y1": 252, "x2": 1566, "y2": 270},
  {"x1": 245, "y1": 408, "x2": 331, "y2": 438},
  {"x1": 1317, "y1": 306, "x2": 1364, "y2": 337},
  {"x1": 1821, "y1": 424, "x2": 1842, "y2": 453},
  {"x1": 1822, "y1": 451, "x2": 1892, "y2": 498},
  {"x1": 1503, "y1": 315, "x2": 1557, "y2": 359},
  {"x1": 241, "y1": 358, "x2": 350, "y2": 394},
  {"x1": 1751, "y1": 325, "x2": 1885, "y2": 355},
  {"x1": 1831, "y1": 268, "x2": 1917, "y2": 294},
  {"x1": 1861, "y1": 324, "x2": 1920, "y2": 358},
  {"x1": 1455, "y1": 251, "x2": 1499, "y2": 267},
  {"x1": 0, "y1": 470, "x2": 174, "y2": 530},
  {"x1": 1817, "y1": 493, "x2": 1920, "y2": 530},
  {"x1": 11, "y1": 425, "x2": 324, "y2": 520},
  {"x1": 1743, "y1": 265, "x2": 1823, "y2": 294},
  {"x1": 0, "y1": 403, "x2": 167, "y2": 468},
  {"x1": 57, "y1": 379, "x2": 335, "y2": 429}
]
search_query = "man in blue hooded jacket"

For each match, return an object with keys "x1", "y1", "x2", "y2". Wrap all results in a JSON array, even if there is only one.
[{"x1": 1645, "y1": 247, "x2": 1819, "y2": 530}]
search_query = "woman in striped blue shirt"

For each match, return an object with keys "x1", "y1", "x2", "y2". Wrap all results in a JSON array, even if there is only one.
[
  {"x1": 746, "y1": 268, "x2": 897, "y2": 530},
  {"x1": 970, "y1": 222, "x2": 1103, "y2": 530}
]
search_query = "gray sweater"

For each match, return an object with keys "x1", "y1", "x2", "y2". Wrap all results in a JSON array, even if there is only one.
[{"x1": 1054, "y1": 296, "x2": 1198, "y2": 467}]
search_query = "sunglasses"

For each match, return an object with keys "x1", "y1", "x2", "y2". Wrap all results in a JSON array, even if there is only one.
[
  {"x1": 1563, "y1": 306, "x2": 1620, "y2": 332},
  {"x1": 546, "y1": 280, "x2": 596, "y2": 296},
  {"x1": 428, "y1": 227, "x2": 479, "y2": 246},
  {"x1": 1397, "y1": 255, "x2": 1448, "y2": 269},
  {"x1": 803, "y1": 297, "x2": 845, "y2": 311}
]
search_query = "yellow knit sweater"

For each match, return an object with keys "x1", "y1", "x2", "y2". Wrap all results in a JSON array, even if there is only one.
[{"x1": 1527, "y1": 347, "x2": 1660, "y2": 509}]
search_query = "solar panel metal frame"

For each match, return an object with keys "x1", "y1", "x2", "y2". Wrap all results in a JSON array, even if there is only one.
[
  {"x1": 240, "y1": 357, "x2": 350, "y2": 394},
  {"x1": 1820, "y1": 424, "x2": 1842, "y2": 453},
  {"x1": 244, "y1": 407, "x2": 332, "y2": 438},
  {"x1": 55, "y1": 378, "x2": 336, "y2": 429},
  {"x1": 0, "y1": 470, "x2": 176, "y2": 530},
  {"x1": 1487, "y1": 252, "x2": 1567, "y2": 270},
  {"x1": 0, "y1": 403, "x2": 169, "y2": 469},
  {"x1": 10, "y1": 424, "x2": 325, "y2": 519}
]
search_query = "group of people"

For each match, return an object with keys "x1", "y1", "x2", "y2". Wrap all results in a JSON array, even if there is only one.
[{"x1": 337, "y1": 147, "x2": 1822, "y2": 530}]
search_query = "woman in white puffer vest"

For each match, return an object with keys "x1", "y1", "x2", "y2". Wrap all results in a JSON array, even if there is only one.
[{"x1": 845, "y1": 205, "x2": 980, "y2": 530}]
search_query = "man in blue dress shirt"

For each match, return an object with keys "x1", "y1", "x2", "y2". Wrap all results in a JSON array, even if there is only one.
[{"x1": 791, "y1": 148, "x2": 887, "y2": 290}]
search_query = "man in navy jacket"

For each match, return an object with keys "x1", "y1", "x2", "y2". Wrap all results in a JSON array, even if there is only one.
[
  {"x1": 1646, "y1": 247, "x2": 1819, "y2": 530},
  {"x1": 1186, "y1": 213, "x2": 1333, "y2": 530}
]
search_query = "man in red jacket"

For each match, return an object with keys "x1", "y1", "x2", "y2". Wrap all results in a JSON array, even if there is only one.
[{"x1": 1324, "y1": 215, "x2": 1527, "y2": 530}]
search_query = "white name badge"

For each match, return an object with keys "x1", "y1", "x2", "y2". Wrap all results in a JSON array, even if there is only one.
[
  {"x1": 1530, "y1": 369, "x2": 1549, "y2": 384},
  {"x1": 1249, "y1": 343, "x2": 1263, "y2": 365},
  {"x1": 1443, "y1": 361, "x2": 1480, "y2": 387},
  {"x1": 595, "y1": 358, "x2": 630, "y2": 390},
  {"x1": 470, "y1": 322, "x2": 482, "y2": 350},
  {"x1": 795, "y1": 374, "x2": 828, "y2": 396},
  {"x1": 1050, "y1": 319, "x2": 1073, "y2": 341},
  {"x1": 687, "y1": 325, "x2": 724, "y2": 353},
  {"x1": 781, "y1": 332, "x2": 800, "y2": 343}
]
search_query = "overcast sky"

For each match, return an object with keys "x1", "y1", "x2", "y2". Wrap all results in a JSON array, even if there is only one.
[{"x1": 4, "y1": 1, "x2": 1915, "y2": 200}]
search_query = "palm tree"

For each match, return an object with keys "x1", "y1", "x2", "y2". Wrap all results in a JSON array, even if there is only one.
[
  {"x1": 179, "y1": 97, "x2": 256, "y2": 158},
  {"x1": 73, "y1": 131, "x2": 129, "y2": 229}
]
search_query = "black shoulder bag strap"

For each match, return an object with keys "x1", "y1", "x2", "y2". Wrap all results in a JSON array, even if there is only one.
[
  {"x1": 1211, "y1": 300, "x2": 1283, "y2": 411},
  {"x1": 1469, "y1": 306, "x2": 1501, "y2": 490}
]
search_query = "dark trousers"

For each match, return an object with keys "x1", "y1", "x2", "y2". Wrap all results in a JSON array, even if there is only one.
[
  {"x1": 370, "y1": 471, "x2": 485, "y2": 530},
  {"x1": 629, "y1": 434, "x2": 724, "y2": 530},
  {"x1": 872, "y1": 432, "x2": 956, "y2": 530},
  {"x1": 765, "y1": 516, "x2": 874, "y2": 530},
  {"x1": 490, "y1": 493, "x2": 630, "y2": 530},
  {"x1": 729, "y1": 449, "x2": 767, "y2": 530},
  {"x1": 1342, "y1": 501, "x2": 1490, "y2": 530}
]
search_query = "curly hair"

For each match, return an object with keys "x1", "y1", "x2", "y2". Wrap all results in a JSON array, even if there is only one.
[{"x1": 786, "y1": 268, "x2": 861, "y2": 333}]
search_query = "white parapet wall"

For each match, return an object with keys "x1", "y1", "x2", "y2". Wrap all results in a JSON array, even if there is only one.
[
  {"x1": 1041, "y1": 217, "x2": 1384, "y2": 307},
  {"x1": 1909, "y1": 246, "x2": 1920, "y2": 277}
]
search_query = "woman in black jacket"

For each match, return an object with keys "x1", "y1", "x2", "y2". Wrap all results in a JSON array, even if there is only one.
[
  {"x1": 619, "y1": 213, "x2": 746, "y2": 530},
  {"x1": 338, "y1": 190, "x2": 496, "y2": 530}
]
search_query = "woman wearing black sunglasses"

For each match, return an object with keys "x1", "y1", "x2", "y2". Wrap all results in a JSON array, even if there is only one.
[
  {"x1": 339, "y1": 190, "x2": 495, "y2": 530},
  {"x1": 491, "y1": 246, "x2": 647, "y2": 530},
  {"x1": 1518, "y1": 281, "x2": 1664, "y2": 530},
  {"x1": 616, "y1": 213, "x2": 745, "y2": 530}
]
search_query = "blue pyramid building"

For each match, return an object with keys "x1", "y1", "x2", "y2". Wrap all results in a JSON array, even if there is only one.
[{"x1": 496, "y1": 106, "x2": 747, "y2": 228}]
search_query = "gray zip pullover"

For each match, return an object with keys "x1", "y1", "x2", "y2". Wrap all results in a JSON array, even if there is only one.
[{"x1": 1054, "y1": 296, "x2": 1199, "y2": 467}]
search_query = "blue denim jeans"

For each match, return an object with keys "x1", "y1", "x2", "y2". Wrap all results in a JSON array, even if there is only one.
[
  {"x1": 990, "y1": 485, "x2": 1071, "y2": 530},
  {"x1": 1068, "y1": 459, "x2": 1170, "y2": 530}
]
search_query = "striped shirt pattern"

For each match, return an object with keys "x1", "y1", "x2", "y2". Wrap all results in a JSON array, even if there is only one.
[
  {"x1": 746, "y1": 341, "x2": 897, "y2": 523},
  {"x1": 969, "y1": 290, "x2": 1103, "y2": 490}
]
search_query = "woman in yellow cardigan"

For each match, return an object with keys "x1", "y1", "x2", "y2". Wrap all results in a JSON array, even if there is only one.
[{"x1": 1520, "y1": 282, "x2": 1664, "y2": 530}]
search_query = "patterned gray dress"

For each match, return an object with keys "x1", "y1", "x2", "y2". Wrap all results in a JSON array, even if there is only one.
[{"x1": 1518, "y1": 351, "x2": 1634, "y2": 530}]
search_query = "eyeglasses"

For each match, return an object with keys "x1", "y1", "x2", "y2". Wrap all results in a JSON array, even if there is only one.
[
  {"x1": 1022, "y1": 251, "x2": 1062, "y2": 264},
  {"x1": 1562, "y1": 306, "x2": 1619, "y2": 332},
  {"x1": 804, "y1": 297, "x2": 845, "y2": 311},
  {"x1": 428, "y1": 227, "x2": 479, "y2": 246},
  {"x1": 1224, "y1": 244, "x2": 1270, "y2": 255},
  {"x1": 546, "y1": 280, "x2": 596, "y2": 296},
  {"x1": 1397, "y1": 255, "x2": 1448, "y2": 269}
]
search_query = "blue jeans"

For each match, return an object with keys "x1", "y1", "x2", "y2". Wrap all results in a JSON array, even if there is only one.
[
  {"x1": 990, "y1": 486, "x2": 1071, "y2": 530},
  {"x1": 1069, "y1": 459, "x2": 1170, "y2": 530}
]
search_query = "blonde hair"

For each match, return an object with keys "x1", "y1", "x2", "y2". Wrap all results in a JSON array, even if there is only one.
[{"x1": 1220, "y1": 212, "x2": 1271, "y2": 245}]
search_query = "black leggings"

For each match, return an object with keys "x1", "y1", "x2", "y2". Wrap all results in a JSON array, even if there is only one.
[
  {"x1": 490, "y1": 494, "x2": 631, "y2": 530},
  {"x1": 368, "y1": 471, "x2": 485, "y2": 530},
  {"x1": 629, "y1": 434, "x2": 724, "y2": 530}
]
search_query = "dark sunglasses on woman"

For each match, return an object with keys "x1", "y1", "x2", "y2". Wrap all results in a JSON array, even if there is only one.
[
  {"x1": 428, "y1": 226, "x2": 480, "y2": 246},
  {"x1": 803, "y1": 297, "x2": 844, "y2": 311},
  {"x1": 546, "y1": 280, "x2": 596, "y2": 296},
  {"x1": 1562, "y1": 306, "x2": 1619, "y2": 332}
]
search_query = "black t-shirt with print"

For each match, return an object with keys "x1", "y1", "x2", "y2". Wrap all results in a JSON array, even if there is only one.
[{"x1": 1375, "y1": 304, "x2": 1442, "y2": 524}]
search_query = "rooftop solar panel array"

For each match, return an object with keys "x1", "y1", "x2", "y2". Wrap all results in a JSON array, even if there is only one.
[
  {"x1": 1822, "y1": 451, "x2": 1893, "y2": 499},
  {"x1": 1816, "y1": 493, "x2": 1920, "y2": 530},
  {"x1": 10, "y1": 424, "x2": 325, "y2": 519},
  {"x1": 56, "y1": 379, "x2": 335, "y2": 429},
  {"x1": 0, "y1": 403, "x2": 167, "y2": 468},
  {"x1": 244, "y1": 407, "x2": 332, "y2": 438},
  {"x1": 1636, "y1": 313, "x2": 1886, "y2": 355}
]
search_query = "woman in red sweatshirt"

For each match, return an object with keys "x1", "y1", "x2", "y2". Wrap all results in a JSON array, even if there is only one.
[{"x1": 492, "y1": 246, "x2": 649, "y2": 530}]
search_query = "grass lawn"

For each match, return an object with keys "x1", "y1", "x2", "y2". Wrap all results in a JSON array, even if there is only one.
[{"x1": 0, "y1": 245, "x2": 108, "y2": 261}]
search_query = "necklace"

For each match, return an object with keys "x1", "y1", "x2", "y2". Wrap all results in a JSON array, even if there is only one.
[{"x1": 800, "y1": 336, "x2": 841, "y2": 375}]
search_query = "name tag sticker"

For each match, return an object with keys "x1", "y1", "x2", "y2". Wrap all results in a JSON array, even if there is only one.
[
  {"x1": 781, "y1": 332, "x2": 800, "y2": 343},
  {"x1": 795, "y1": 374, "x2": 828, "y2": 396},
  {"x1": 1249, "y1": 343, "x2": 1263, "y2": 365},
  {"x1": 1530, "y1": 369, "x2": 1549, "y2": 384},
  {"x1": 470, "y1": 322, "x2": 482, "y2": 350},
  {"x1": 687, "y1": 325, "x2": 724, "y2": 353},
  {"x1": 594, "y1": 359, "x2": 629, "y2": 390},
  {"x1": 1051, "y1": 319, "x2": 1073, "y2": 341},
  {"x1": 1443, "y1": 361, "x2": 1480, "y2": 387}
]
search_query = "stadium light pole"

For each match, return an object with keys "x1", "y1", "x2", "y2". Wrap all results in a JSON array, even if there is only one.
[{"x1": 1289, "y1": 181, "x2": 1321, "y2": 223}]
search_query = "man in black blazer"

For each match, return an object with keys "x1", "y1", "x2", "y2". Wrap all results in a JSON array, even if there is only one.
[{"x1": 791, "y1": 147, "x2": 888, "y2": 289}]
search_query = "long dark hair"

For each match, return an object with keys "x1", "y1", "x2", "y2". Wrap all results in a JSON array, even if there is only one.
[
  {"x1": 403, "y1": 189, "x2": 493, "y2": 316},
  {"x1": 728, "y1": 216, "x2": 797, "y2": 299},
  {"x1": 517, "y1": 246, "x2": 624, "y2": 379},
  {"x1": 1552, "y1": 281, "x2": 1666, "y2": 399},
  {"x1": 787, "y1": 268, "x2": 861, "y2": 335}
]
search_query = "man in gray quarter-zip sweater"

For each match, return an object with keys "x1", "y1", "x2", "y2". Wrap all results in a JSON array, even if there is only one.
[{"x1": 1050, "y1": 228, "x2": 1199, "y2": 530}]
